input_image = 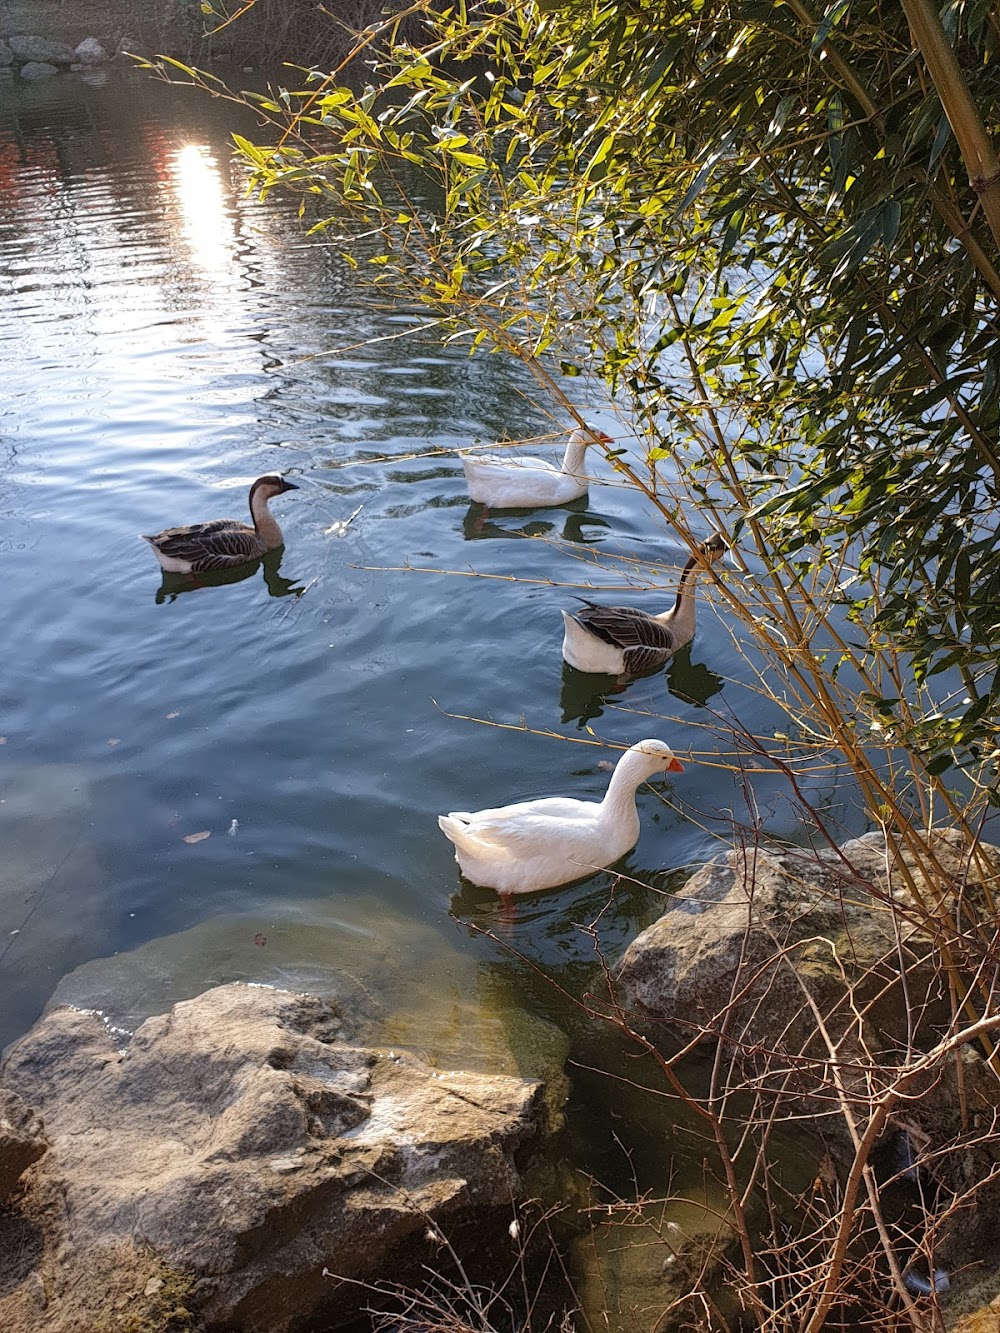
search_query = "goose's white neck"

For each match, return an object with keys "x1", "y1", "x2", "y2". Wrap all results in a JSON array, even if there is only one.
[
  {"x1": 560, "y1": 431, "x2": 591, "y2": 482},
  {"x1": 250, "y1": 488, "x2": 283, "y2": 547},
  {"x1": 654, "y1": 555, "x2": 700, "y2": 645},
  {"x1": 601, "y1": 750, "x2": 655, "y2": 816}
]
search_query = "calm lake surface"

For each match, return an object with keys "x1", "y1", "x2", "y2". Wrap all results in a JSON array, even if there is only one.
[{"x1": 0, "y1": 68, "x2": 826, "y2": 1221}]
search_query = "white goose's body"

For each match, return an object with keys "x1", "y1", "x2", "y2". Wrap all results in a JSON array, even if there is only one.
[
  {"x1": 142, "y1": 475, "x2": 299, "y2": 574},
  {"x1": 561, "y1": 535, "x2": 726, "y2": 676},
  {"x1": 461, "y1": 427, "x2": 612, "y2": 509},
  {"x1": 438, "y1": 739, "x2": 683, "y2": 894}
]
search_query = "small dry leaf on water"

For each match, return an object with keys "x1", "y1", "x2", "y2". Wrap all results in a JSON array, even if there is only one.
[
  {"x1": 183, "y1": 830, "x2": 212, "y2": 845},
  {"x1": 107, "y1": 738, "x2": 121, "y2": 748},
  {"x1": 165, "y1": 711, "x2": 180, "y2": 720},
  {"x1": 254, "y1": 933, "x2": 267, "y2": 947}
]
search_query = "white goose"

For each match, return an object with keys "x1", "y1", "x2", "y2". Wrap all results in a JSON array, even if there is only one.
[
  {"x1": 142, "y1": 475, "x2": 299, "y2": 574},
  {"x1": 561, "y1": 534, "x2": 727, "y2": 676},
  {"x1": 461, "y1": 426, "x2": 613, "y2": 509},
  {"x1": 438, "y1": 739, "x2": 683, "y2": 895}
]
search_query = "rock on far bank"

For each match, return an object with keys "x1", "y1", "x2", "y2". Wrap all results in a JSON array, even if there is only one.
[
  {"x1": 19, "y1": 61, "x2": 60, "y2": 80},
  {"x1": 0, "y1": 982, "x2": 549, "y2": 1333},
  {"x1": 73, "y1": 37, "x2": 108, "y2": 65},
  {"x1": 8, "y1": 36, "x2": 77, "y2": 65},
  {"x1": 0, "y1": 42, "x2": 13, "y2": 66}
]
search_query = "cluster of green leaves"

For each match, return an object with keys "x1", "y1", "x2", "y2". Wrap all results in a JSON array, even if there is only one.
[{"x1": 234, "y1": 0, "x2": 1000, "y2": 782}]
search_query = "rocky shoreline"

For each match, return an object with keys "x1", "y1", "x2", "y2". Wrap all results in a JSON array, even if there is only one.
[
  {"x1": 0, "y1": 0, "x2": 192, "y2": 62},
  {"x1": 0, "y1": 34, "x2": 110, "y2": 80},
  {"x1": 4, "y1": 831, "x2": 1000, "y2": 1330},
  {"x1": 0, "y1": 0, "x2": 417, "y2": 68},
  {"x1": 0, "y1": 983, "x2": 551, "y2": 1333}
]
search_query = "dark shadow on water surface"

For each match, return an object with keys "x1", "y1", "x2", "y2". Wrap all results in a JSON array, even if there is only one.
[
  {"x1": 560, "y1": 646, "x2": 725, "y2": 726},
  {"x1": 462, "y1": 499, "x2": 612, "y2": 545},
  {"x1": 665, "y1": 645, "x2": 725, "y2": 707},
  {"x1": 559, "y1": 663, "x2": 625, "y2": 727},
  {"x1": 153, "y1": 548, "x2": 305, "y2": 603},
  {"x1": 449, "y1": 859, "x2": 687, "y2": 959}
]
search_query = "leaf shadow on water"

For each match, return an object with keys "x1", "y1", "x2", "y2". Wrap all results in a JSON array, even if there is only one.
[{"x1": 153, "y1": 548, "x2": 306, "y2": 604}]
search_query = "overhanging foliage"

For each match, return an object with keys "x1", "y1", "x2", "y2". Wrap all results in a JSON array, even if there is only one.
[{"x1": 225, "y1": 0, "x2": 1000, "y2": 781}]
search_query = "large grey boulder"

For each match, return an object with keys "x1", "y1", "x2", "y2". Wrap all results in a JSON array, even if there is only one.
[
  {"x1": 618, "y1": 830, "x2": 1000, "y2": 1283},
  {"x1": 72, "y1": 38, "x2": 108, "y2": 65},
  {"x1": 19, "y1": 62, "x2": 59, "y2": 81},
  {"x1": 0, "y1": 983, "x2": 548, "y2": 1332},
  {"x1": 8, "y1": 37, "x2": 77, "y2": 66},
  {"x1": 0, "y1": 1090, "x2": 46, "y2": 1203},
  {"x1": 618, "y1": 829, "x2": 999, "y2": 1056}
]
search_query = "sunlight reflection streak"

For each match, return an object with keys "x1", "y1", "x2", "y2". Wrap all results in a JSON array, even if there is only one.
[{"x1": 170, "y1": 143, "x2": 235, "y2": 279}]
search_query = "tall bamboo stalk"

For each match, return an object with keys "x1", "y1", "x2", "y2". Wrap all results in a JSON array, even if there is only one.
[{"x1": 900, "y1": 0, "x2": 1000, "y2": 252}]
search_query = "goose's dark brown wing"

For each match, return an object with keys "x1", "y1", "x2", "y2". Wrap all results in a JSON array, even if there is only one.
[
  {"x1": 144, "y1": 519, "x2": 267, "y2": 570},
  {"x1": 573, "y1": 600, "x2": 679, "y2": 674}
]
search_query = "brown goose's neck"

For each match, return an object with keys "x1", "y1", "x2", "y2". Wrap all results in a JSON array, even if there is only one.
[
  {"x1": 249, "y1": 488, "x2": 283, "y2": 548},
  {"x1": 655, "y1": 555, "x2": 700, "y2": 638}
]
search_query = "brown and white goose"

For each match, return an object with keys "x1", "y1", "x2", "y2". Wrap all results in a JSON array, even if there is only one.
[
  {"x1": 142, "y1": 474, "x2": 299, "y2": 574},
  {"x1": 561, "y1": 534, "x2": 727, "y2": 676}
]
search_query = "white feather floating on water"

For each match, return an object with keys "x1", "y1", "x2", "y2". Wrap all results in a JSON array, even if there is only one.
[{"x1": 324, "y1": 504, "x2": 364, "y2": 538}]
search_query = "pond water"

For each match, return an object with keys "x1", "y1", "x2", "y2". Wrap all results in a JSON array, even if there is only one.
[{"x1": 0, "y1": 67, "x2": 821, "y2": 1250}]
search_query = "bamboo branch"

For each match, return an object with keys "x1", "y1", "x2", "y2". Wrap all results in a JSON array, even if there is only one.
[{"x1": 901, "y1": 0, "x2": 1000, "y2": 250}]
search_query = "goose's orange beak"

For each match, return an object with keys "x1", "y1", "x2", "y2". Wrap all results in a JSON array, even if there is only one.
[{"x1": 666, "y1": 758, "x2": 684, "y2": 773}]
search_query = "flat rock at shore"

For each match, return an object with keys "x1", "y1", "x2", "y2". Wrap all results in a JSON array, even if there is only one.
[
  {"x1": 0, "y1": 982, "x2": 552, "y2": 1332},
  {"x1": 49, "y1": 892, "x2": 569, "y2": 1097}
]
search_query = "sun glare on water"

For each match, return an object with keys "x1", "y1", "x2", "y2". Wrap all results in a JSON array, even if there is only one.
[{"x1": 170, "y1": 143, "x2": 236, "y2": 277}]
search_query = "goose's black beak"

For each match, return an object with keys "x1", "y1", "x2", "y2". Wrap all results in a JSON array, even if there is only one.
[{"x1": 280, "y1": 479, "x2": 300, "y2": 492}]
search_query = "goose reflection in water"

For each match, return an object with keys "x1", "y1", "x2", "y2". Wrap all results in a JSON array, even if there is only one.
[
  {"x1": 154, "y1": 548, "x2": 305, "y2": 604},
  {"x1": 462, "y1": 502, "x2": 611, "y2": 544},
  {"x1": 560, "y1": 645, "x2": 724, "y2": 727},
  {"x1": 449, "y1": 857, "x2": 682, "y2": 938}
]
